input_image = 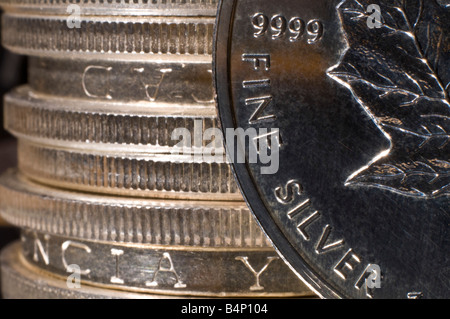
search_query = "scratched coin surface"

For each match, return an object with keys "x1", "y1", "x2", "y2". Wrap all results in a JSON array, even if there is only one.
[{"x1": 214, "y1": 0, "x2": 449, "y2": 298}]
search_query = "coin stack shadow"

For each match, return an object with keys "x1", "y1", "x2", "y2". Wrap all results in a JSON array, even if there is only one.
[{"x1": 0, "y1": 0, "x2": 312, "y2": 298}]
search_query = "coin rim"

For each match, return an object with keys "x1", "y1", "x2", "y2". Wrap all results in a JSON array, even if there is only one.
[
  {"x1": 4, "y1": 86, "x2": 219, "y2": 149},
  {"x1": 213, "y1": 0, "x2": 342, "y2": 299},
  {"x1": 17, "y1": 140, "x2": 240, "y2": 200},
  {"x1": 2, "y1": 13, "x2": 215, "y2": 58},
  {"x1": 0, "y1": 0, "x2": 219, "y2": 17},
  {"x1": 19, "y1": 231, "x2": 312, "y2": 297},
  {"x1": 0, "y1": 170, "x2": 269, "y2": 247},
  {"x1": 0, "y1": 242, "x2": 173, "y2": 299}
]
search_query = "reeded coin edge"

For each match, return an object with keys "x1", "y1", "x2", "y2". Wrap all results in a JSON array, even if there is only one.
[
  {"x1": 2, "y1": 14, "x2": 214, "y2": 57},
  {"x1": 0, "y1": 7, "x2": 217, "y2": 18},
  {"x1": 5, "y1": 87, "x2": 220, "y2": 148},
  {"x1": 17, "y1": 140, "x2": 239, "y2": 200},
  {"x1": 19, "y1": 231, "x2": 312, "y2": 297},
  {"x1": 0, "y1": 0, "x2": 218, "y2": 17},
  {"x1": 0, "y1": 170, "x2": 268, "y2": 247}
]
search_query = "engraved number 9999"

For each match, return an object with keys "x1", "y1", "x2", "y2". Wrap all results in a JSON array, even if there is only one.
[{"x1": 252, "y1": 13, "x2": 324, "y2": 43}]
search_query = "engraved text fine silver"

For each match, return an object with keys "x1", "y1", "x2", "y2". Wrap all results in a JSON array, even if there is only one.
[{"x1": 214, "y1": 0, "x2": 449, "y2": 299}]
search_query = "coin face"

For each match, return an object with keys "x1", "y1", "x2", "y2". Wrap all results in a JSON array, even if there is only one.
[{"x1": 214, "y1": 0, "x2": 449, "y2": 298}]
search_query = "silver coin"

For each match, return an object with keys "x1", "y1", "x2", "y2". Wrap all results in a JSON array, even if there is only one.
[
  {"x1": 0, "y1": 242, "x2": 183, "y2": 299},
  {"x1": 5, "y1": 86, "x2": 218, "y2": 150},
  {"x1": 214, "y1": 0, "x2": 449, "y2": 299},
  {"x1": 28, "y1": 57, "x2": 214, "y2": 104},
  {"x1": 16, "y1": 141, "x2": 239, "y2": 200},
  {"x1": 0, "y1": 0, "x2": 218, "y2": 17},
  {"x1": 0, "y1": 170, "x2": 253, "y2": 245},
  {"x1": 2, "y1": 13, "x2": 214, "y2": 60},
  {"x1": 19, "y1": 230, "x2": 312, "y2": 297}
]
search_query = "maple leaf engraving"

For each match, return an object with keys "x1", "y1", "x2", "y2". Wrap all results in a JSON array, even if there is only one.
[{"x1": 328, "y1": 0, "x2": 450, "y2": 198}]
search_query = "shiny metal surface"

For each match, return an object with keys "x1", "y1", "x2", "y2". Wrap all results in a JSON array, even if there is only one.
[
  {"x1": 0, "y1": 170, "x2": 261, "y2": 246},
  {"x1": 0, "y1": 0, "x2": 218, "y2": 16},
  {"x1": 28, "y1": 57, "x2": 214, "y2": 104},
  {"x1": 19, "y1": 230, "x2": 311, "y2": 297},
  {"x1": 0, "y1": 139, "x2": 16, "y2": 226},
  {"x1": 2, "y1": 13, "x2": 214, "y2": 59},
  {"x1": 214, "y1": 0, "x2": 449, "y2": 299},
  {"x1": 0, "y1": 242, "x2": 180, "y2": 299},
  {"x1": 0, "y1": 0, "x2": 315, "y2": 299},
  {"x1": 17, "y1": 141, "x2": 239, "y2": 200},
  {"x1": 5, "y1": 86, "x2": 217, "y2": 149}
]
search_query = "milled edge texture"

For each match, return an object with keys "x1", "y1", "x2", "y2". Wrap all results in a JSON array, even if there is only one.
[
  {"x1": 2, "y1": 14, "x2": 214, "y2": 56},
  {"x1": 0, "y1": 170, "x2": 268, "y2": 247}
]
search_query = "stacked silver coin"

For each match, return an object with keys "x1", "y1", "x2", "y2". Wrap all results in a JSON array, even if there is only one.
[{"x1": 0, "y1": 0, "x2": 312, "y2": 298}]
